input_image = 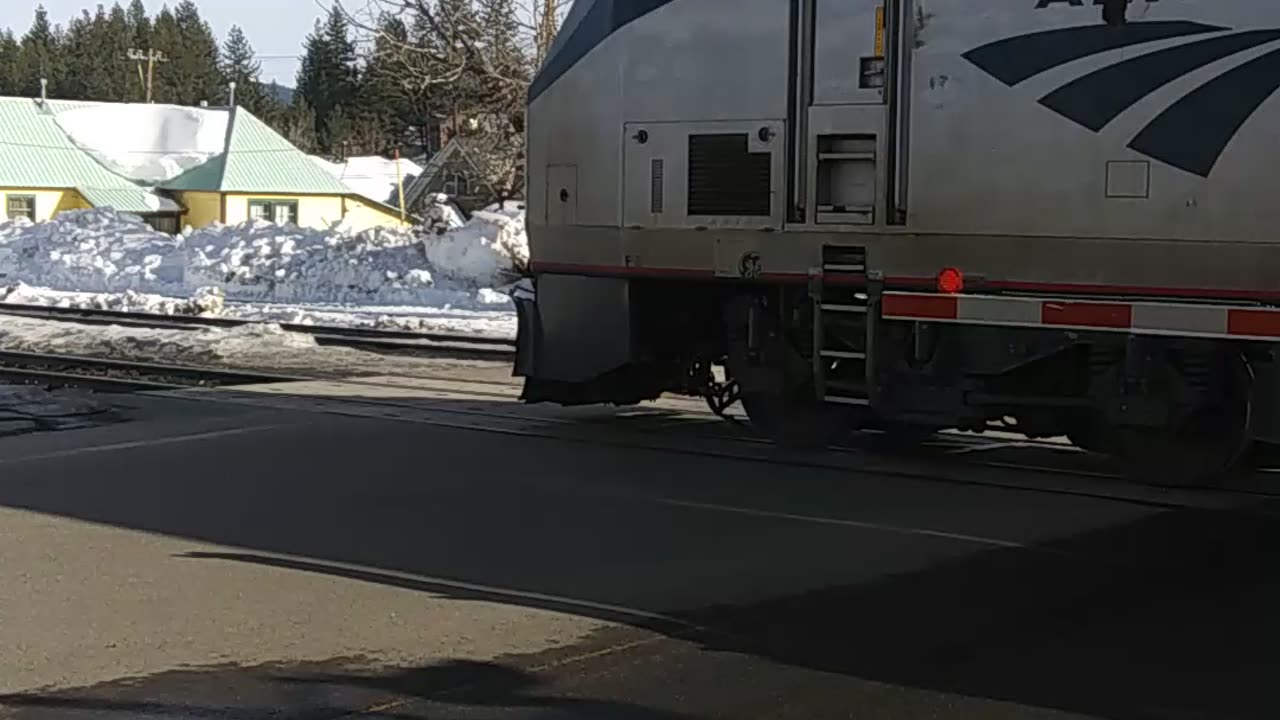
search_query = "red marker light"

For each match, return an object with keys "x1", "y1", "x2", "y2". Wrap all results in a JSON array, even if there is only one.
[{"x1": 937, "y1": 267, "x2": 964, "y2": 294}]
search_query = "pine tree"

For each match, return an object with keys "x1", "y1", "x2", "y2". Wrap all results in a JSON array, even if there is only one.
[
  {"x1": 123, "y1": 0, "x2": 151, "y2": 100},
  {"x1": 125, "y1": 0, "x2": 150, "y2": 47},
  {"x1": 153, "y1": 0, "x2": 222, "y2": 105},
  {"x1": 476, "y1": 0, "x2": 527, "y2": 116},
  {"x1": 62, "y1": 4, "x2": 130, "y2": 101},
  {"x1": 16, "y1": 6, "x2": 65, "y2": 97},
  {"x1": 295, "y1": 5, "x2": 359, "y2": 153},
  {"x1": 103, "y1": 3, "x2": 132, "y2": 99},
  {"x1": 61, "y1": 9, "x2": 98, "y2": 99},
  {"x1": 148, "y1": 6, "x2": 179, "y2": 101},
  {"x1": 0, "y1": 30, "x2": 19, "y2": 96},
  {"x1": 282, "y1": 102, "x2": 318, "y2": 154},
  {"x1": 359, "y1": 14, "x2": 413, "y2": 154},
  {"x1": 436, "y1": 0, "x2": 483, "y2": 119},
  {"x1": 404, "y1": 10, "x2": 447, "y2": 154},
  {"x1": 218, "y1": 25, "x2": 276, "y2": 119}
]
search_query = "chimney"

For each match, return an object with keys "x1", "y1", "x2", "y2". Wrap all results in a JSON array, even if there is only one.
[
  {"x1": 39, "y1": 78, "x2": 47, "y2": 103},
  {"x1": 228, "y1": 81, "x2": 237, "y2": 107}
]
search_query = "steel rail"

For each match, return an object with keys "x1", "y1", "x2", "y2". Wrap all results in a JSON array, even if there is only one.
[{"x1": 0, "y1": 303, "x2": 517, "y2": 358}]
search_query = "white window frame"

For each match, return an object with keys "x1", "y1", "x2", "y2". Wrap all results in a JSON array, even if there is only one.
[{"x1": 248, "y1": 199, "x2": 300, "y2": 226}]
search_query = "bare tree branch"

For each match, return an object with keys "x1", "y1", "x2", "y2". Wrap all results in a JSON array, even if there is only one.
[{"x1": 329, "y1": 0, "x2": 567, "y2": 205}]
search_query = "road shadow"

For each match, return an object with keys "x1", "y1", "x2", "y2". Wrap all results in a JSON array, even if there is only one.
[
  {"x1": 0, "y1": 392, "x2": 1277, "y2": 718},
  {"x1": 0, "y1": 658, "x2": 697, "y2": 719}
]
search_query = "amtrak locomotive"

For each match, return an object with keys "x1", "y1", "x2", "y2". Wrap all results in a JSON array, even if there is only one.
[{"x1": 513, "y1": 0, "x2": 1280, "y2": 484}]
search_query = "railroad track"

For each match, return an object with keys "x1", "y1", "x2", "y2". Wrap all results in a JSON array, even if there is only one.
[
  {"x1": 0, "y1": 327, "x2": 1272, "y2": 510},
  {"x1": 0, "y1": 303, "x2": 517, "y2": 359},
  {"x1": 0, "y1": 348, "x2": 307, "y2": 392},
  {"x1": 156, "y1": 372, "x2": 1280, "y2": 512}
]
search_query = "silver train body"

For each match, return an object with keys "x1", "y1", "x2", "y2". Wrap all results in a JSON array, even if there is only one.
[{"x1": 515, "y1": 0, "x2": 1280, "y2": 481}]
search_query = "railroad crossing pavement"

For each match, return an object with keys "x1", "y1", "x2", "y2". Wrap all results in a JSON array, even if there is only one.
[{"x1": 0, "y1": 387, "x2": 1277, "y2": 718}]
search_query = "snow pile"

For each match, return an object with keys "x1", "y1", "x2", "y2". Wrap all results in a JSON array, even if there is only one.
[
  {"x1": 0, "y1": 285, "x2": 517, "y2": 339},
  {"x1": 483, "y1": 200, "x2": 526, "y2": 221},
  {"x1": 0, "y1": 207, "x2": 528, "y2": 335},
  {"x1": 0, "y1": 314, "x2": 321, "y2": 365},
  {"x1": 53, "y1": 104, "x2": 229, "y2": 184},
  {"x1": 1, "y1": 283, "x2": 225, "y2": 316},
  {"x1": 185, "y1": 221, "x2": 439, "y2": 304},
  {"x1": 421, "y1": 208, "x2": 528, "y2": 286},
  {"x1": 0, "y1": 209, "x2": 184, "y2": 293},
  {"x1": 311, "y1": 154, "x2": 424, "y2": 204}
]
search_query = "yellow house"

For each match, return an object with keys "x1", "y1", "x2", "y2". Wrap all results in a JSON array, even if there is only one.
[
  {"x1": 162, "y1": 107, "x2": 413, "y2": 232},
  {"x1": 0, "y1": 97, "x2": 184, "y2": 229},
  {"x1": 0, "y1": 96, "x2": 413, "y2": 232}
]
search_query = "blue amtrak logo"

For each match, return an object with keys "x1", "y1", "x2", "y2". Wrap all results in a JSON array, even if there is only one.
[{"x1": 963, "y1": 21, "x2": 1280, "y2": 177}]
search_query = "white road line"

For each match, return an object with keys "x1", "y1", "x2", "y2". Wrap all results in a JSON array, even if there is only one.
[
  {"x1": 0, "y1": 424, "x2": 286, "y2": 465},
  {"x1": 190, "y1": 551, "x2": 708, "y2": 632},
  {"x1": 654, "y1": 498, "x2": 1029, "y2": 549}
]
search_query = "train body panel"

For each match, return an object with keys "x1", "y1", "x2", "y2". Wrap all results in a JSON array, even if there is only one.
[
  {"x1": 518, "y1": 0, "x2": 1280, "y2": 484},
  {"x1": 528, "y1": 0, "x2": 1280, "y2": 293},
  {"x1": 909, "y1": 0, "x2": 1280, "y2": 243}
]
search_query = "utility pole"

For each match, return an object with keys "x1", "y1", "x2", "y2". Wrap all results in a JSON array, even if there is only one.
[{"x1": 127, "y1": 48, "x2": 168, "y2": 103}]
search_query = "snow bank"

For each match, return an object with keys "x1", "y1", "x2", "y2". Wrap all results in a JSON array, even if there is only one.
[
  {"x1": 421, "y1": 208, "x2": 528, "y2": 286},
  {"x1": 0, "y1": 207, "x2": 528, "y2": 326},
  {"x1": 0, "y1": 314, "x2": 320, "y2": 365},
  {"x1": 0, "y1": 210, "x2": 184, "y2": 293},
  {"x1": 185, "y1": 220, "x2": 443, "y2": 305},
  {"x1": 0, "y1": 284, "x2": 517, "y2": 339},
  {"x1": 53, "y1": 104, "x2": 229, "y2": 184},
  {"x1": 1, "y1": 283, "x2": 225, "y2": 316},
  {"x1": 311, "y1": 155, "x2": 425, "y2": 204}
]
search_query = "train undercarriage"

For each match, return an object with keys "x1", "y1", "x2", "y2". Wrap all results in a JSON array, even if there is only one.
[{"x1": 515, "y1": 272, "x2": 1275, "y2": 487}]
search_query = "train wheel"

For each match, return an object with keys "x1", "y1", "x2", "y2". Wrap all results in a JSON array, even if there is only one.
[
  {"x1": 739, "y1": 390, "x2": 854, "y2": 450},
  {"x1": 724, "y1": 297, "x2": 854, "y2": 450},
  {"x1": 1109, "y1": 355, "x2": 1254, "y2": 487},
  {"x1": 867, "y1": 420, "x2": 941, "y2": 450}
]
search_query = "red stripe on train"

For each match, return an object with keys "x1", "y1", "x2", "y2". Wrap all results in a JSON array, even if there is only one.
[
  {"x1": 1041, "y1": 302, "x2": 1132, "y2": 329},
  {"x1": 882, "y1": 294, "x2": 959, "y2": 320},
  {"x1": 1228, "y1": 309, "x2": 1280, "y2": 337}
]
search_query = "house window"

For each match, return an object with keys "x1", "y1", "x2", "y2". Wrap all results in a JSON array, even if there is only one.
[
  {"x1": 145, "y1": 215, "x2": 180, "y2": 234},
  {"x1": 444, "y1": 173, "x2": 469, "y2": 196},
  {"x1": 248, "y1": 199, "x2": 299, "y2": 225},
  {"x1": 5, "y1": 194, "x2": 36, "y2": 221}
]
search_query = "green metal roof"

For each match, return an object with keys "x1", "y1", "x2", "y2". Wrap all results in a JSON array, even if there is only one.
[
  {"x1": 160, "y1": 108, "x2": 351, "y2": 195},
  {"x1": 0, "y1": 97, "x2": 175, "y2": 213},
  {"x1": 220, "y1": 109, "x2": 351, "y2": 194},
  {"x1": 80, "y1": 187, "x2": 182, "y2": 214},
  {"x1": 0, "y1": 97, "x2": 368, "y2": 213},
  {"x1": 161, "y1": 154, "x2": 227, "y2": 192}
]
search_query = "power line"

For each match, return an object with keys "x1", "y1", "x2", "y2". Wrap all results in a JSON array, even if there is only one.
[{"x1": 125, "y1": 48, "x2": 168, "y2": 103}]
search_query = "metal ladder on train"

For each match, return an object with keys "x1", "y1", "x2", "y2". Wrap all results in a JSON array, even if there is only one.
[{"x1": 811, "y1": 246, "x2": 872, "y2": 408}]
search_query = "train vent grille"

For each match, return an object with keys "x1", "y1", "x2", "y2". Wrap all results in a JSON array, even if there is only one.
[
  {"x1": 687, "y1": 133, "x2": 771, "y2": 217},
  {"x1": 651, "y1": 158, "x2": 665, "y2": 214}
]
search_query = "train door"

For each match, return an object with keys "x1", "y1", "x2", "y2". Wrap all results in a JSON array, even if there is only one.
[{"x1": 792, "y1": 0, "x2": 911, "y2": 226}]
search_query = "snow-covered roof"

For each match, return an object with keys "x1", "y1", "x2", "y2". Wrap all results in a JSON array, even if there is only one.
[
  {"x1": 311, "y1": 154, "x2": 425, "y2": 205},
  {"x1": 0, "y1": 97, "x2": 175, "y2": 214},
  {"x1": 161, "y1": 108, "x2": 351, "y2": 196},
  {"x1": 0, "y1": 95, "x2": 403, "y2": 215},
  {"x1": 48, "y1": 102, "x2": 229, "y2": 185}
]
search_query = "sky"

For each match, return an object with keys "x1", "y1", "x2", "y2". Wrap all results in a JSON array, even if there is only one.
[{"x1": 2, "y1": 0, "x2": 330, "y2": 85}]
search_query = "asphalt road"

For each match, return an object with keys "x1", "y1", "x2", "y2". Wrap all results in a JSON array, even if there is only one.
[{"x1": 0, "y1": 387, "x2": 1276, "y2": 719}]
